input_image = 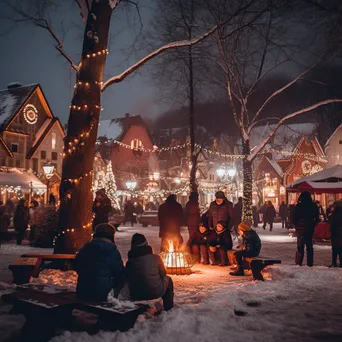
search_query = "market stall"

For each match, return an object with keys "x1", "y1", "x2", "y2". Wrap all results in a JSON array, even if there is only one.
[
  {"x1": 0, "y1": 167, "x2": 46, "y2": 203},
  {"x1": 286, "y1": 165, "x2": 342, "y2": 239}
]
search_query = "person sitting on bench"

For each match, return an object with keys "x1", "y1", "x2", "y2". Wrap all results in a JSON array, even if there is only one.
[
  {"x1": 74, "y1": 223, "x2": 124, "y2": 301},
  {"x1": 229, "y1": 222, "x2": 261, "y2": 276},
  {"x1": 208, "y1": 221, "x2": 233, "y2": 266},
  {"x1": 125, "y1": 233, "x2": 174, "y2": 311},
  {"x1": 188, "y1": 214, "x2": 210, "y2": 264}
]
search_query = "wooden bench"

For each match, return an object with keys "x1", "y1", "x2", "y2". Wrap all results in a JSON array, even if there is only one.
[
  {"x1": 2, "y1": 284, "x2": 149, "y2": 341},
  {"x1": 9, "y1": 254, "x2": 76, "y2": 284},
  {"x1": 228, "y1": 250, "x2": 281, "y2": 281}
]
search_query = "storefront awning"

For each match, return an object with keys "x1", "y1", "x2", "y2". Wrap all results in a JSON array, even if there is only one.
[{"x1": 0, "y1": 168, "x2": 47, "y2": 193}]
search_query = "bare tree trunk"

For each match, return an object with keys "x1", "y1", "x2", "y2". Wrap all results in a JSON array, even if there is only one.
[
  {"x1": 242, "y1": 139, "x2": 253, "y2": 223},
  {"x1": 54, "y1": 1, "x2": 112, "y2": 253},
  {"x1": 189, "y1": 0, "x2": 197, "y2": 194}
]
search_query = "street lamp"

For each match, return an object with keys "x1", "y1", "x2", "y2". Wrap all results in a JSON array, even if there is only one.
[
  {"x1": 126, "y1": 181, "x2": 137, "y2": 191},
  {"x1": 43, "y1": 164, "x2": 54, "y2": 204}
]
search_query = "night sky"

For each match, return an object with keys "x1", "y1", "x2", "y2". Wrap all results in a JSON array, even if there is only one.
[{"x1": 0, "y1": 2, "x2": 161, "y2": 125}]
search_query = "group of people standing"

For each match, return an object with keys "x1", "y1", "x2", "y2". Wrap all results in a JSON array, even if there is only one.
[{"x1": 158, "y1": 191, "x2": 262, "y2": 275}]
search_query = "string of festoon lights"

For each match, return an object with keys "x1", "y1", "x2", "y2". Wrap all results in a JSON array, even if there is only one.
[
  {"x1": 119, "y1": 183, "x2": 190, "y2": 197},
  {"x1": 85, "y1": 48, "x2": 109, "y2": 59},
  {"x1": 111, "y1": 140, "x2": 327, "y2": 163},
  {"x1": 53, "y1": 221, "x2": 93, "y2": 246}
]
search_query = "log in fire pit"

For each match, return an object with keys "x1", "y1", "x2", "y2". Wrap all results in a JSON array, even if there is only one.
[{"x1": 160, "y1": 241, "x2": 194, "y2": 275}]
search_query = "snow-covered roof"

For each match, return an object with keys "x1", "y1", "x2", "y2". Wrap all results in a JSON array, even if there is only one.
[
  {"x1": 325, "y1": 123, "x2": 342, "y2": 148},
  {"x1": 0, "y1": 84, "x2": 38, "y2": 130},
  {"x1": 0, "y1": 167, "x2": 46, "y2": 192},
  {"x1": 97, "y1": 120, "x2": 122, "y2": 140},
  {"x1": 32, "y1": 119, "x2": 52, "y2": 146},
  {"x1": 250, "y1": 123, "x2": 318, "y2": 156},
  {"x1": 265, "y1": 156, "x2": 283, "y2": 177},
  {"x1": 289, "y1": 164, "x2": 342, "y2": 187}
]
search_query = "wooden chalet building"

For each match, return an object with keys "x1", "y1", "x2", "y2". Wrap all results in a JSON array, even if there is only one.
[
  {"x1": 0, "y1": 83, "x2": 65, "y2": 202},
  {"x1": 252, "y1": 123, "x2": 326, "y2": 207}
]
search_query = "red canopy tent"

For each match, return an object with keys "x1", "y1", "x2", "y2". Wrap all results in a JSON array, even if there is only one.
[{"x1": 286, "y1": 165, "x2": 342, "y2": 239}]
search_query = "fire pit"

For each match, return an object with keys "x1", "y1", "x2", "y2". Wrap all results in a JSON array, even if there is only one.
[{"x1": 160, "y1": 241, "x2": 194, "y2": 275}]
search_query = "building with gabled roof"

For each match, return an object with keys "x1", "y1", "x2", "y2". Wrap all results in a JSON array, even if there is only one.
[
  {"x1": 0, "y1": 82, "x2": 65, "y2": 201},
  {"x1": 325, "y1": 123, "x2": 342, "y2": 167}
]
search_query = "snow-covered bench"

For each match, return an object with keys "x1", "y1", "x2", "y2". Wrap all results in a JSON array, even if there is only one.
[
  {"x1": 9, "y1": 254, "x2": 76, "y2": 284},
  {"x1": 1, "y1": 284, "x2": 151, "y2": 341},
  {"x1": 228, "y1": 251, "x2": 281, "y2": 281}
]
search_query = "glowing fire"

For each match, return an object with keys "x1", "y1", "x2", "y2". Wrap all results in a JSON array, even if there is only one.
[
  {"x1": 159, "y1": 240, "x2": 194, "y2": 274},
  {"x1": 164, "y1": 240, "x2": 185, "y2": 267}
]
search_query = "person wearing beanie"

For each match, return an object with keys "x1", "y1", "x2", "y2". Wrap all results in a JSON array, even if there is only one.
[
  {"x1": 208, "y1": 220, "x2": 233, "y2": 266},
  {"x1": 229, "y1": 222, "x2": 261, "y2": 276},
  {"x1": 74, "y1": 223, "x2": 124, "y2": 301},
  {"x1": 125, "y1": 233, "x2": 174, "y2": 311},
  {"x1": 207, "y1": 191, "x2": 234, "y2": 232},
  {"x1": 188, "y1": 213, "x2": 210, "y2": 264},
  {"x1": 92, "y1": 189, "x2": 112, "y2": 230}
]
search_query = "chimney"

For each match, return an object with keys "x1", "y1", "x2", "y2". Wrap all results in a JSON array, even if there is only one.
[
  {"x1": 7, "y1": 82, "x2": 23, "y2": 90},
  {"x1": 125, "y1": 113, "x2": 130, "y2": 118}
]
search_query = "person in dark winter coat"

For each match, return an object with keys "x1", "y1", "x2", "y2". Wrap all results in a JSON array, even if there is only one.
[
  {"x1": 233, "y1": 197, "x2": 243, "y2": 230},
  {"x1": 124, "y1": 201, "x2": 135, "y2": 227},
  {"x1": 208, "y1": 220, "x2": 233, "y2": 266},
  {"x1": 252, "y1": 206, "x2": 259, "y2": 228},
  {"x1": 229, "y1": 222, "x2": 261, "y2": 276},
  {"x1": 188, "y1": 214, "x2": 210, "y2": 264},
  {"x1": 158, "y1": 194, "x2": 184, "y2": 251},
  {"x1": 29, "y1": 200, "x2": 40, "y2": 242},
  {"x1": 185, "y1": 192, "x2": 201, "y2": 239},
  {"x1": 207, "y1": 191, "x2": 234, "y2": 231},
  {"x1": 263, "y1": 201, "x2": 276, "y2": 231},
  {"x1": 74, "y1": 223, "x2": 124, "y2": 301},
  {"x1": 315, "y1": 200, "x2": 326, "y2": 222},
  {"x1": 13, "y1": 199, "x2": 29, "y2": 245},
  {"x1": 125, "y1": 233, "x2": 174, "y2": 311},
  {"x1": 5, "y1": 199, "x2": 14, "y2": 218},
  {"x1": 49, "y1": 193, "x2": 56, "y2": 206},
  {"x1": 330, "y1": 201, "x2": 342, "y2": 267},
  {"x1": 92, "y1": 189, "x2": 112, "y2": 230},
  {"x1": 0, "y1": 204, "x2": 10, "y2": 247},
  {"x1": 279, "y1": 201, "x2": 288, "y2": 228},
  {"x1": 293, "y1": 192, "x2": 319, "y2": 267}
]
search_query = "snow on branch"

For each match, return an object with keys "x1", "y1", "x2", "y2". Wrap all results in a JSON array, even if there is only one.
[
  {"x1": 249, "y1": 61, "x2": 322, "y2": 131},
  {"x1": 247, "y1": 99, "x2": 342, "y2": 162},
  {"x1": 101, "y1": 26, "x2": 218, "y2": 92}
]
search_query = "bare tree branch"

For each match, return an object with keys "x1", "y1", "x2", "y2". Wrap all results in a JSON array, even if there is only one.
[
  {"x1": 248, "y1": 99, "x2": 342, "y2": 161},
  {"x1": 101, "y1": 25, "x2": 218, "y2": 91}
]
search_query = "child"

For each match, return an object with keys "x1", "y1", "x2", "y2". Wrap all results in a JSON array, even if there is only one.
[
  {"x1": 229, "y1": 222, "x2": 261, "y2": 276},
  {"x1": 74, "y1": 223, "x2": 124, "y2": 301},
  {"x1": 188, "y1": 215, "x2": 210, "y2": 264},
  {"x1": 125, "y1": 233, "x2": 174, "y2": 311},
  {"x1": 208, "y1": 220, "x2": 233, "y2": 266},
  {"x1": 330, "y1": 201, "x2": 342, "y2": 267}
]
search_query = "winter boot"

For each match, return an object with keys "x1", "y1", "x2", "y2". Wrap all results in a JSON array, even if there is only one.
[
  {"x1": 307, "y1": 249, "x2": 314, "y2": 267},
  {"x1": 295, "y1": 251, "x2": 303, "y2": 266},
  {"x1": 229, "y1": 266, "x2": 244, "y2": 276}
]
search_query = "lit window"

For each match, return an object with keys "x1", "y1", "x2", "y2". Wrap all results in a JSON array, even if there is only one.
[
  {"x1": 131, "y1": 139, "x2": 143, "y2": 149},
  {"x1": 52, "y1": 132, "x2": 57, "y2": 150}
]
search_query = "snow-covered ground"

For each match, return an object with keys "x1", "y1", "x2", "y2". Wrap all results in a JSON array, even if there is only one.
[{"x1": 0, "y1": 224, "x2": 341, "y2": 342}]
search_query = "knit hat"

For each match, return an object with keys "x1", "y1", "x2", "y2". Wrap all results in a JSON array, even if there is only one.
[
  {"x1": 131, "y1": 233, "x2": 148, "y2": 249},
  {"x1": 96, "y1": 189, "x2": 106, "y2": 196},
  {"x1": 238, "y1": 221, "x2": 252, "y2": 232},
  {"x1": 93, "y1": 223, "x2": 115, "y2": 242},
  {"x1": 199, "y1": 213, "x2": 209, "y2": 229},
  {"x1": 215, "y1": 191, "x2": 225, "y2": 199}
]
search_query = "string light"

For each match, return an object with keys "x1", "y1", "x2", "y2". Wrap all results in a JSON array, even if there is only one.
[
  {"x1": 86, "y1": 49, "x2": 109, "y2": 58},
  {"x1": 62, "y1": 171, "x2": 93, "y2": 184},
  {"x1": 53, "y1": 224, "x2": 92, "y2": 246},
  {"x1": 74, "y1": 81, "x2": 103, "y2": 88},
  {"x1": 69, "y1": 104, "x2": 104, "y2": 111}
]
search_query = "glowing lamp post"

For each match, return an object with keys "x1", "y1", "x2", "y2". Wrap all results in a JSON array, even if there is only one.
[{"x1": 43, "y1": 164, "x2": 54, "y2": 203}]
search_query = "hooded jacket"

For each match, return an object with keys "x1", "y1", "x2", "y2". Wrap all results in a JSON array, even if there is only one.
[
  {"x1": 188, "y1": 228, "x2": 210, "y2": 246},
  {"x1": 208, "y1": 226, "x2": 233, "y2": 250},
  {"x1": 74, "y1": 238, "x2": 124, "y2": 301},
  {"x1": 125, "y1": 245, "x2": 167, "y2": 300},
  {"x1": 294, "y1": 198, "x2": 319, "y2": 235}
]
